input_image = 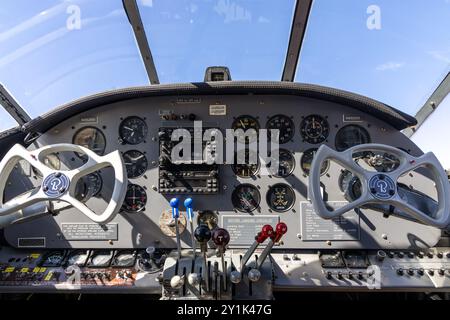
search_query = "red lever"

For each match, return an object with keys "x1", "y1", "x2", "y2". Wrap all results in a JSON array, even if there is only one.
[
  {"x1": 272, "y1": 222, "x2": 288, "y2": 243},
  {"x1": 255, "y1": 225, "x2": 274, "y2": 243}
]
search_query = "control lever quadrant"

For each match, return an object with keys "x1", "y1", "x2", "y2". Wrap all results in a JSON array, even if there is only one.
[
  {"x1": 183, "y1": 198, "x2": 196, "y2": 259},
  {"x1": 212, "y1": 228, "x2": 230, "y2": 290},
  {"x1": 169, "y1": 198, "x2": 182, "y2": 258},
  {"x1": 240, "y1": 225, "x2": 274, "y2": 274},
  {"x1": 255, "y1": 222, "x2": 288, "y2": 270},
  {"x1": 194, "y1": 224, "x2": 212, "y2": 291}
]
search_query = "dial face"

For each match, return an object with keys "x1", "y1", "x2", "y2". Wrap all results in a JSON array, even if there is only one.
[
  {"x1": 268, "y1": 149, "x2": 295, "y2": 178},
  {"x1": 113, "y1": 251, "x2": 136, "y2": 267},
  {"x1": 42, "y1": 251, "x2": 65, "y2": 267},
  {"x1": 300, "y1": 115, "x2": 329, "y2": 144},
  {"x1": 301, "y1": 148, "x2": 330, "y2": 176},
  {"x1": 335, "y1": 125, "x2": 371, "y2": 151},
  {"x1": 266, "y1": 115, "x2": 294, "y2": 144},
  {"x1": 119, "y1": 116, "x2": 148, "y2": 145},
  {"x1": 75, "y1": 172, "x2": 103, "y2": 202},
  {"x1": 122, "y1": 184, "x2": 147, "y2": 213},
  {"x1": 231, "y1": 184, "x2": 261, "y2": 212},
  {"x1": 90, "y1": 251, "x2": 113, "y2": 267},
  {"x1": 338, "y1": 170, "x2": 362, "y2": 202},
  {"x1": 67, "y1": 250, "x2": 89, "y2": 266},
  {"x1": 266, "y1": 183, "x2": 295, "y2": 212},
  {"x1": 232, "y1": 149, "x2": 259, "y2": 178},
  {"x1": 123, "y1": 150, "x2": 148, "y2": 178},
  {"x1": 231, "y1": 115, "x2": 260, "y2": 142},
  {"x1": 72, "y1": 127, "x2": 106, "y2": 156}
]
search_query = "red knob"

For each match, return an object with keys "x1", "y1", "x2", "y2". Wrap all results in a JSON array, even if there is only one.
[
  {"x1": 255, "y1": 225, "x2": 274, "y2": 243},
  {"x1": 272, "y1": 222, "x2": 288, "y2": 242},
  {"x1": 212, "y1": 228, "x2": 230, "y2": 246}
]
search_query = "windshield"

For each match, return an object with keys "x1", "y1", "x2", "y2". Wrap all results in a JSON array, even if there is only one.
[{"x1": 0, "y1": 0, "x2": 449, "y2": 131}]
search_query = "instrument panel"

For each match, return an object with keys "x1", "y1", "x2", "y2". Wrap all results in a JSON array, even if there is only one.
[{"x1": 3, "y1": 94, "x2": 440, "y2": 250}]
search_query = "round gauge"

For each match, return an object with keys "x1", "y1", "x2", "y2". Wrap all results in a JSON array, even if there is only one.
[
  {"x1": 122, "y1": 184, "x2": 147, "y2": 213},
  {"x1": 67, "y1": 250, "x2": 89, "y2": 267},
  {"x1": 300, "y1": 115, "x2": 329, "y2": 144},
  {"x1": 123, "y1": 150, "x2": 148, "y2": 178},
  {"x1": 231, "y1": 115, "x2": 260, "y2": 142},
  {"x1": 301, "y1": 148, "x2": 330, "y2": 176},
  {"x1": 72, "y1": 126, "x2": 106, "y2": 156},
  {"x1": 231, "y1": 184, "x2": 261, "y2": 212},
  {"x1": 41, "y1": 251, "x2": 65, "y2": 267},
  {"x1": 119, "y1": 116, "x2": 148, "y2": 145},
  {"x1": 90, "y1": 251, "x2": 113, "y2": 267},
  {"x1": 159, "y1": 209, "x2": 187, "y2": 237},
  {"x1": 266, "y1": 183, "x2": 295, "y2": 212},
  {"x1": 75, "y1": 172, "x2": 103, "y2": 202},
  {"x1": 113, "y1": 251, "x2": 136, "y2": 267},
  {"x1": 232, "y1": 149, "x2": 259, "y2": 178},
  {"x1": 338, "y1": 170, "x2": 362, "y2": 202},
  {"x1": 266, "y1": 115, "x2": 295, "y2": 144},
  {"x1": 268, "y1": 149, "x2": 295, "y2": 178},
  {"x1": 335, "y1": 125, "x2": 371, "y2": 151}
]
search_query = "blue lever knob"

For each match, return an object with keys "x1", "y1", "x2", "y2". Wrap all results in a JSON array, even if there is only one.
[
  {"x1": 170, "y1": 198, "x2": 179, "y2": 218},
  {"x1": 184, "y1": 198, "x2": 194, "y2": 221}
]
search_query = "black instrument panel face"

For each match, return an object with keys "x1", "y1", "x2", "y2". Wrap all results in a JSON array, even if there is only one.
[{"x1": 5, "y1": 94, "x2": 435, "y2": 250}]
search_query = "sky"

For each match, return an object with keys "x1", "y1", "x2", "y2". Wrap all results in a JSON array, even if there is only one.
[{"x1": 0, "y1": 0, "x2": 449, "y2": 165}]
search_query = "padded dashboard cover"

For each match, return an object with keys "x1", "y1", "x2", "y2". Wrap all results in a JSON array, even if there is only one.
[{"x1": 22, "y1": 81, "x2": 417, "y2": 133}]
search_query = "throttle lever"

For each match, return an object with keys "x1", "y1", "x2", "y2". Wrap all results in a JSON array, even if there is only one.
[
  {"x1": 240, "y1": 225, "x2": 274, "y2": 274},
  {"x1": 255, "y1": 222, "x2": 288, "y2": 271}
]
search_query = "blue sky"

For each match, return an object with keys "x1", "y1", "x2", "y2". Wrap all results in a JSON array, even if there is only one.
[{"x1": 0, "y1": 0, "x2": 449, "y2": 133}]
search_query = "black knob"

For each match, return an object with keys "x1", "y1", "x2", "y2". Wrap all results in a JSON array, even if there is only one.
[
  {"x1": 438, "y1": 268, "x2": 445, "y2": 276},
  {"x1": 387, "y1": 251, "x2": 395, "y2": 258},
  {"x1": 427, "y1": 252, "x2": 434, "y2": 258},
  {"x1": 407, "y1": 268, "x2": 414, "y2": 276},
  {"x1": 326, "y1": 271, "x2": 333, "y2": 280},
  {"x1": 428, "y1": 269, "x2": 434, "y2": 276},
  {"x1": 418, "y1": 251, "x2": 424, "y2": 258},
  {"x1": 397, "y1": 252, "x2": 404, "y2": 258},
  {"x1": 337, "y1": 272, "x2": 343, "y2": 280},
  {"x1": 407, "y1": 252, "x2": 415, "y2": 258},
  {"x1": 194, "y1": 224, "x2": 211, "y2": 243},
  {"x1": 437, "y1": 252, "x2": 443, "y2": 259},
  {"x1": 397, "y1": 268, "x2": 404, "y2": 276},
  {"x1": 358, "y1": 271, "x2": 364, "y2": 280},
  {"x1": 348, "y1": 272, "x2": 353, "y2": 279},
  {"x1": 418, "y1": 268, "x2": 424, "y2": 276}
]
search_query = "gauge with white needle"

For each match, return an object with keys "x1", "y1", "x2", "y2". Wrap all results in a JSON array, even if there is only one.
[
  {"x1": 122, "y1": 150, "x2": 148, "y2": 178},
  {"x1": 119, "y1": 116, "x2": 148, "y2": 145}
]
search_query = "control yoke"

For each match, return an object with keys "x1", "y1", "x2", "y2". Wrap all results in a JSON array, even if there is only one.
[
  {"x1": 0, "y1": 143, "x2": 127, "y2": 227},
  {"x1": 308, "y1": 143, "x2": 450, "y2": 229}
]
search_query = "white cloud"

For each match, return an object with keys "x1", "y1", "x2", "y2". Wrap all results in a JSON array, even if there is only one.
[
  {"x1": 375, "y1": 61, "x2": 405, "y2": 71},
  {"x1": 428, "y1": 50, "x2": 450, "y2": 64}
]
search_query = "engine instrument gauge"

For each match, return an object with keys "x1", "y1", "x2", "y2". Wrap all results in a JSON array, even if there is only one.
[
  {"x1": 123, "y1": 150, "x2": 148, "y2": 178},
  {"x1": 335, "y1": 125, "x2": 371, "y2": 151},
  {"x1": 301, "y1": 148, "x2": 330, "y2": 176},
  {"x1": 266, "y1": 115, "x2": 294, "y2": 144},
  {"x1": 112, "y1": 250, "x2": 136, "y2": 268},
  {"x1": 89, "y1": 250, "x2": 113, "y2": 268},
  {"x1": 268, "y1": 149, "x2": 295, "y2": 178},
  {"x1": 75, "y1": 172, "x2": 103, "y2": 201},
  {"x1": 122, "y1": 184, "x2": 147, "y2": 213},
  {"x1": 300, "y1": 115, "x2": 329, "y2": 144},
  {"x1": 232, "y1": 184, "x2": 261, "y2": 212},
  {"x1": 66, "y1": 250, "x2": 89, "y2": 267},
  {"x1": 72, "y1": 127, "x2": 106, "y2": 157},
  {"x1": 266, "y1": 183, "x2": 295, "y2": 212},
  {"x1": 232, "y1": 149, "x2": 260, "y2": 178},
  {"x1": 119, "y1": 116, "x2": 148, "y2": 145},
  {"x1": 231, "y1": 115, "x2": 260, "y2": 142}
]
